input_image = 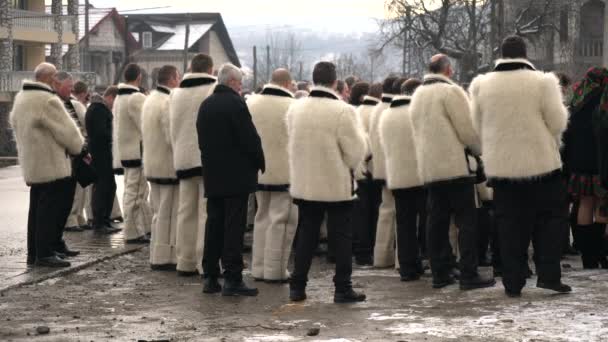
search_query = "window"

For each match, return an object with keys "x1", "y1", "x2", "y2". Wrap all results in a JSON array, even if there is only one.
[
  {"x1": 559, "y1": 6, "x2": 569, "y2": 42},
  {"x1": 142, "y1": 31, "x2": 153, "y2": 49},
  {"x1": 13, "y1": 44, "x2": 24, "y2": 71}
]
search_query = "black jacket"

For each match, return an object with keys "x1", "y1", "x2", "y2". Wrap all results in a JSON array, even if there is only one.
[
  {"x1": 563, "y1": 96, "x2": 600, "y2": 175},
  {"x1": 85, "y1": 101, "x2": 114, "y2": 172},
  {"x1": 197, "y1": 84, "x2": 265, "y2": 198}
]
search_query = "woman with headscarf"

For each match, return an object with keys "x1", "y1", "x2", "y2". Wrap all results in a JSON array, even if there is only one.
[{"x1": 563, "y1": 67, "x2": 608, "y2": 269}]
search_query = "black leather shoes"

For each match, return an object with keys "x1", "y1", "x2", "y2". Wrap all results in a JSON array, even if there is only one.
[
  {"x1": 64, "y1": 226, "x2": 84, "y2": 232},
  {"x1": 150, "y1": 264, "x2": 176, "y2": 271},
  {"x1": 334, "y1": 289, "x2": 366, "y2": 303},
  {"x1": 432, "y1": 276, "x2": 456, "y2": 289},
  {"x1": 94, "y1": 225, "x2": 121, "y2": 235},
  {"x1": 203, "y1": 278, "x2": 222, "y2": 294},
  {"x1": 505, "y1": 289, "x2": 522, "y2": 298},
  {"x1": 35, "y1": 256, "x2": 71, "y2": 268},
  {"x1": 126, "y1": 236, "x2": 150, "y2": 244},
  {"x1": 400, "y1": 273, "x2": 421, "y2": 282},
  {"x1": 222, "y1": 281, "x2": 259, "y2": 297},
  {"x1": 56, "y1": 248, "x2": 80, "y2": 257},
  {"x1": 460, "y1": 275, "x2": 496, "y2": 291},
  {"x1": 289, "y1": 288, "x2": 307, "y2": 302},
  {"x1": 537, "y1": 282, "x2": 572, "y2": 293}
]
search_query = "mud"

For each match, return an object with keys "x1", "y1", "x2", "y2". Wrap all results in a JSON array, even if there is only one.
[{"x1": 0, "y1": 249, "x2": 607, "y2": 341}]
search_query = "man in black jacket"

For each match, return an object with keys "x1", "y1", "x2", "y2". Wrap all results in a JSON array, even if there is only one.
[
  {"x1": 197, "y1": 63, "x2": 265, "y2": 296},
  {"x1": 85, "y1": 86, "x2": 121, "y2": 234}
]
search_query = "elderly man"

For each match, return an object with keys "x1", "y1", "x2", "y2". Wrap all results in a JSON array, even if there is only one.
[
  {"x1": 143, "y1": 65, "x2": 181, "y2": 270},
  {"x1": 368, "y1": 76, "x2": 398, "y2": 267},
  {"x1": 197, "y1": 63, "x2": 265, "y2": 296},
  {"x1": 469, "y1": 36, "x2": 571, "y2": 297},
  {"x1": 287, "y1": 62, "x2": 367, "y2": 304},
  {"x1": 170, "y1": 53, "x2": 217, "y2": 276},
  {"x1": 115, "y1": 63, "x2": 152, "y2": 244},
  {"x1": 86, "y1": 86, "x2": 121, "y2": 235},
  {"x1": 52, "y1": 72, "x2": 89, "y2": 233},
  {"x1": 10, "y1": 63, "x2": 84, "y2": 267},
  {"x1": 409, "y1": 54, "x2": 495, "y2": 290},
  {"x1": 248, "y1": 68, "x2": 297, "y2": 283}
]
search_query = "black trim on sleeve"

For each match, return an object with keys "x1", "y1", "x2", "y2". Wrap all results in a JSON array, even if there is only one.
[
  {"x1": 257, "y1": 184, "x2": 290, "y2": 192},
  {"x1": 176, "y1": 167, "x2": 203, "y2": 179},
  {"x1": 121, "y1": 159, "x2": 142, "y2": 168},
  {"x1": 147, "y1": 177, "x2": 179, "y2": 185}
]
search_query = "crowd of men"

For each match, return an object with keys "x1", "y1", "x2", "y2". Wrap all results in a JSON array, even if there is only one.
[{"x1": 11, "y1": 35, "x2": 594, "y2": 304}]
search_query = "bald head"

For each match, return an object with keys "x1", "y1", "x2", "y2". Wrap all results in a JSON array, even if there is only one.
[
  {"x1": 34, "y1": 63, "x2": 57, "y2": 86},
  {"x1": 429, "y1": 54, "x2": 452, "y2": 77},
  {"x1": 271, "y1": 68, "x2": 292, "y2": 90}
]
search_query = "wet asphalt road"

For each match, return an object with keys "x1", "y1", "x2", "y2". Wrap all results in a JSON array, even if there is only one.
[{"x1": 0, "y1": 247, "x2": 607, "y2": 342}]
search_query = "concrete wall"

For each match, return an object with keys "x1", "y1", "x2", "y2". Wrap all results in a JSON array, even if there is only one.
[{"x1": 24, "y1": 43, "x2": 44, "y2": 70}]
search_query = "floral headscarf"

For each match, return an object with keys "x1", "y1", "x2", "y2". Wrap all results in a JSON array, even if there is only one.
[{"x1": 571, "y1": 67, "x2": 608, "y2": 125}]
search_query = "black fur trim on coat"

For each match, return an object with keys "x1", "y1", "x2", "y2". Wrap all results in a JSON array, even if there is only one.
[
  {"x1": 362, "y1": 99, "x2": 379, "y2": 106},
  {"x1": 117, "y1": 88, "x2": 140, "y2": 96},
  {"x1": 493, "y1": 62, "x2": 536, "y2": 72},
  {"x1": 176, "y1": 167, "x2": 203, "y2": 179},
  {"x1": 260, "y1": 87, "x2": 293, "y2": 98},
  {"x1": 390, "y1": 98, "x2": 411, "y2": 108},
  {"x1": 487, "y1": 169, "x2": 562, "y2": 187},
  {"x1": 22, "y1": 84, "x2": 56, "y2": 94},
  {"x1": 309, "y1": 89, "x2": 340, "y2": 100},
  {"x1": 147, "y1": 177, "x2": 179, "y2": 185},
  {"x1": 156, "y1": 86, "x2": 171, "y2": 95},
  {"x1": 179, "y1": 77, "x2": 215, "y2": 88},
  {"x1": 257, "y1": 184, "x2": 290, "y2": 192},
  {"x1": 381, "y1": 96, "x2": 393, "y2": 103},
  {"x1": 121, "y1": 159, "x2": 142, "y2": 168},
  {"x1": 423, "y1": 78, "x2": 451, "y2": 86}
]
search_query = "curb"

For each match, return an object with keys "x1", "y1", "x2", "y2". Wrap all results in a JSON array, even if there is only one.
[{"x1": 0, "y1": 246, "x2": 145, "y2": 295}]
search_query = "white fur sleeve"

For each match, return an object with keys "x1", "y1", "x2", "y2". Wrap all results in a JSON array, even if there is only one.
[
  {"x1": 540, "y1": 73, "x2": 568, "y2": 137},
  {"x1": 160, "y1": 98, "x2": 172, "y2": 146},
  {"x1": 128, "y1": 93, "x2": 146, "y2": 134},
  {"x1": 468, "y1": 77, "x2": 483, "y2": 144},
  {"x1": 445, "y1": 86, "x2": 481, "y2": 156},
  {"x1": 337, "y1": 106, "x2": 366, "y2": 170},
  {"x1": 42, "y1": 97, "x2": 84, "y2": 155}
]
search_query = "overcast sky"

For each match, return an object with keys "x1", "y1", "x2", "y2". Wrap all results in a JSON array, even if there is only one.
[{"x1": 80, "y1": 0, "x2": 388, "y2": 32}]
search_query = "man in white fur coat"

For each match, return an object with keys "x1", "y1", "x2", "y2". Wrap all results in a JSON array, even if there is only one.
[
  {"x1": 143, "y1": 65, "x2": 181, "y2": 270},
  {"x1": 287, "y1": 62, "x2": 367, "y2": 303},
  {"x1": 115, "y1": 63, "x2": 152, "y2": 244},
  {"x1": 10, "y1": 63, "x2": 85, "y2": 267},
  {"x1": 469, "y1": 36, "x2": 571, "y2": 297},
  {"x1": 368, "y1": 76, "x2": 398, "y2": 267},
  {"x1": 410, "y1": 54, "x2": 495, "y2": 291},
  {"x1": 169, "y1": 54, "x2": 216, "y2": 276},
  {"x1": 248, "y1": 68, "x2": 298, "y2": 283},
  {"x1": 379, "y1": 78, "x2": 426, "y2": 281}
]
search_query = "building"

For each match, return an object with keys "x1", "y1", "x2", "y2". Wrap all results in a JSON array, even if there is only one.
[
  {"x1": 0, "y1": 0, "x2": 86, "y2": 156},
  {"x1": 64, "y1": 6, "x2": 139, "y2": 90},
  {"x1": 126, "y1": 13, "x2": 240, "y2": 89}
]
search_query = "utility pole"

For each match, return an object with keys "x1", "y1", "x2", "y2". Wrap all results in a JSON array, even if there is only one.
[
  {"x1": 253, "y1": 45, "x2": 257, "y2": 90},
  {"x1": 183, "y1": 14, "x2": 191, "y2": 74},
  {"x1": 298, "y1": 61, "x2": 303, "y2": 81},
  {"x1": 84, "y1": 0, "x2": 90, "y2": 71},
  {"x1": 266, "y1": 45, "x2": 270, "y2": 83}
]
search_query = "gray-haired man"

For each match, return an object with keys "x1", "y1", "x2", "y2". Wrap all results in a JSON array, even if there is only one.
[{"x1": 197, "y1": 63, "x2": 265, "y2": 296}]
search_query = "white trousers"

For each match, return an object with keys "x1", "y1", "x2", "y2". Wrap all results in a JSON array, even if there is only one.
[
  {"x1": 111, "y1": 193, "x2": 123, "y2": 219},
  {"x1": 251, "y1": 191, "x2": 298, "y2": 280},
  {"x1": 66, "y1": 183, "x2": 87, "y2": 227},
  {"x1": 149, "y1": 183, "x2": 179, "y2": 265},
  {"x1": 373, "y1": 186, "x2": 397, "y2": 267},
  {"x1": 84, "y1": 185, "x2": 93, "y2": 223},
  {"x1": 122, "y1": 167, "x2": 152, "y2": 240},
  {"x1": 176, "y1": 177, "x2": 207, "y2": 273}
]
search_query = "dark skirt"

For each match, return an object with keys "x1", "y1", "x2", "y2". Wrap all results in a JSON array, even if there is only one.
[{"x1": 567, "y1": 174, "x2": 605, "y2": 198}]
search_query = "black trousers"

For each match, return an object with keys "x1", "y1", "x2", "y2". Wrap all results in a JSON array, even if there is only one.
[
  {"x1": 393, "y1": 187, "x2": 426, "y2": 275},
  {"x1": 27, "y1": 177, "x2": 76, "y2": 260},
  {"x1": 202, "y1": 195, "x2": 248, "y2": 282},
  {"x1": 291, "y1": 200, "x2": 354, "y2": 292},
  {"x1": 353, "y1": 179, "x2": 382, "y2": 259},
  {"x1": 494, "y1": 177, "x2": 568, "y2": 293},
  {"x1": 91, "y1": 164, "x2": 116, "y2": 227},
  {"x1": 426, "y1": 182, "x2": 479, "y2": 281}
]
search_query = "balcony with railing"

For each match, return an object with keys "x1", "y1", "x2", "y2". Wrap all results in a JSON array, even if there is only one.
[
  {"x1": 0, "y1": 71, "x2": 98, "y2": 93},
  {"x1": 10, "y1": 9, "x2": 76, "y2": 44},
  {"x1": 575, "y1": 38, "x2": 604, "y2": 63}
]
